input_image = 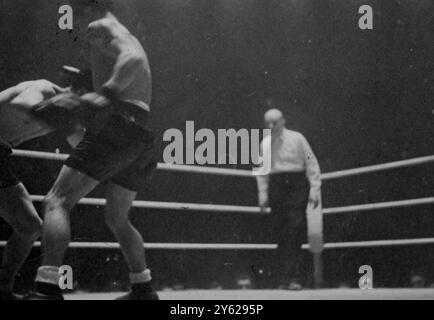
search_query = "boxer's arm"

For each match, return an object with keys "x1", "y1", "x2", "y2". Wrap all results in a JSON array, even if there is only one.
[
  {"x1": 34, "y1": 79, "x2": 68, "y2": 95},
  {"x1": 87, "y1": 19, "x2": 149, "y2": 97},
  {"x1": 50, "y1": 83, "x2": 69, "y2": 95},
  {"x1": 0, "y1": 86, "x2": 19, "y2": 106},
  {"x1": 0, "y1": 81, "x2": 35, "y2": 105},
  {"x1": 102, "y1": 51, "x2": 147, "y2": 97}
]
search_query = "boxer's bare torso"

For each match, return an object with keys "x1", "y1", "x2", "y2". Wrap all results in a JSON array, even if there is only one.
[
  {"x1": 0, "y1": 80, "x2": 62, "y2": 112},
  {"x1": 0, "y1": 80, "x2": 66, "y2": 146},
  {"x1": 87, "y1": 14, "x2": 151, "y2": 111}
]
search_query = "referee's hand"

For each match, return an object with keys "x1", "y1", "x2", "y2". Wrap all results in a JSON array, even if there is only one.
[{"x1": 309, "y1": 192, "x2": 320, "y2": 209}]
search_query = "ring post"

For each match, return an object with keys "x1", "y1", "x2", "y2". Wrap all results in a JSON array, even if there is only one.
[
  {"x1": 306, "y1": 198, "x2": 324, "y2": 288},
  {"x1": 313, "y1": 252, "x2": 323, "y2": 288}
]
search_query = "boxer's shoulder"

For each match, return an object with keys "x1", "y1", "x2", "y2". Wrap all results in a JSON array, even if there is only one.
[
  {"x1": 32, "y1": 79, "x2": 53, "y2": 88},
  {"x1": 9, "y1": 80, "x2": 59, "y2": 108},
  {"x1": 14, "y1": 80, "x2": 37, "y2": 92},
  {"x1": 88, "y1": 18, "x2": 117, "y2": 35},
  {"x1": 86, "y1": 19, "x2": 117, "y2": 51},
  {"x1": 89, "y1": 18, "x2": 135, "y2": 43},
  {"x1": 16, "y1": 79, "x2": 55, "y2": 92}
]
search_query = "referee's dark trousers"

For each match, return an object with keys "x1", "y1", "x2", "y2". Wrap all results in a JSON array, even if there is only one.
[{"x1": 269, "y1": 171, "x2": 310, "y2": 286}]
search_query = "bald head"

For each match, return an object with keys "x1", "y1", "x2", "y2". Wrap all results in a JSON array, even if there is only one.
[
  {"x1": 264, "y1": 109, "x2": 285, "y2": 136},
  {"x1": 264, "y1": 109, "x2": 284, "y2": 122}
]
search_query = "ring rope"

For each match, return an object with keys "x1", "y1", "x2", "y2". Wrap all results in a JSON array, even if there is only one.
[
  {"x1": 323, "y1": 197, "x2": 434, "y2": 215},
  {"x1": 11, "y1": 149, "x2": 434, "y2": 180},
  {"x1": 11, "y1": 149, "x2": 253, "y2": 177},
  {"x1": 320, "y1": 155, "x2": 434, "y2": 180},
  {"x1": 29, "y1": 195, "x2": 271, "y2": 214},
  {"x1": 1, "y1": 237, "x2": 433, "y2": 250},
  {"x1": 0, "y1": 241, "x2": 277, "y2": 250},
  {"x1": 5, "y1": 149, "x2": 433, "y2": 253},
  {"x1": 28, "y1": 195, "x2": 434, "y2": 214},
  {"x1": 302, "y1": 237, "x2": 434, "y2": 249}
]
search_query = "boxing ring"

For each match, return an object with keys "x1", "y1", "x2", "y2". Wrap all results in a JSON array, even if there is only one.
[{"x1": 2, "y1": 149, "x2": 434, "y2": 300}]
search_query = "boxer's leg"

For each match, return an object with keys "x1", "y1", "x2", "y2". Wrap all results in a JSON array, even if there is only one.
[
  {"x1": 40, "y1": 166, "x2": 98, "y2": 267},
  {"x1": 31, "y1": 166, "x2": 98, "y2": 299},
  {"x1": 104, "y1": 182, "x2": 146, "y2": 273},
  {"x1": 104, "y1": 183, "x2": 157, "y2": 300},
  {"x1": 0, "y1": 184, "x2": 41, "y2": 293},
  {"x1": 105, "y1": 157, "x2": 159, "y2": 300}
]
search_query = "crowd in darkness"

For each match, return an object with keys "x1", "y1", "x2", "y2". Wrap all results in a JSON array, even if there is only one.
[{"x1": 0, "y1": 0, "x2": 433, "y2": 290}]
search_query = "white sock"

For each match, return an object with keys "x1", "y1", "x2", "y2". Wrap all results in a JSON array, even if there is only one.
[
  {"x1": 35, "y1": 266, "x2": 61, "y2": 286},
  {"x1": 129, "y1": 269, "x2": 152, "y2": 284}
]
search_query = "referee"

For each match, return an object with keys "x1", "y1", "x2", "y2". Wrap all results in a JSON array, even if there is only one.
[{"x1": 257, "y1": 109, "x2": 321, "y2": 290}]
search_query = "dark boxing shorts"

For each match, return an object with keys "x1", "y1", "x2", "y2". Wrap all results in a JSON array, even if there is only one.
[
  {"x1": 0, "y1": 136, "x2": 20, "y2": 189},
  {"x1": 64, "y1": 106, "x2": 157, "y2": 192}
]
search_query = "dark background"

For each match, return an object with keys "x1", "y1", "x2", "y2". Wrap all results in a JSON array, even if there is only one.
[{"x1": 0, "y1": 0, "x2": 433, "y2": 290}]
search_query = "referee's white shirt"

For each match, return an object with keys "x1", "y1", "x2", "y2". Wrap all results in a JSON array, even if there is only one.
[{"x1": 257, "y1": 128, "x2": 321, "y2": 198}]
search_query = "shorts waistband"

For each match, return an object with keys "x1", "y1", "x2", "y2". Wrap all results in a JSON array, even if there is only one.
[
  {"x1": 113, "y1": 101, "x2": 151, "y2": 130},
  {"x1": 270, "y1": 171, "x2": 307, "y2": 184},
  {"x1": 270, "y1": 171, "x2": 305, "y2": 177}
]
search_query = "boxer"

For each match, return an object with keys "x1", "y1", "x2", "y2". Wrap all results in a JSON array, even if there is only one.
[
  {"x1": 0, "y1": 68, "x2": 93, "y2": 300},
  {"x1": 0, "y1": 66, "x2": 92, "y2": 149},
  {"x1": 0, "y1": 79, "x2": 66, "y2": 300},
  {"x1": 0, "y1": 80, "x2": 68, "y2": 147},
  {"x1": 31, "y1": 0, "x2": 158, "y2": 300},
  {"x1": 0, "y1": 135, "x2": 41, "y2": 301}
]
